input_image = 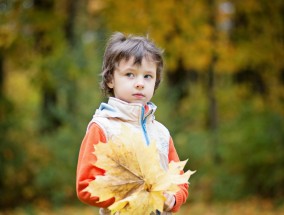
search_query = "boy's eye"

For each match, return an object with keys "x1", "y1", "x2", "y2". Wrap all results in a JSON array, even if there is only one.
[
  {"x1": 126, "y1": 73, "x2": 134, "y2": 78},
  {"x1": 145, "y1": 74, "x2": 153, "y2": 79}
]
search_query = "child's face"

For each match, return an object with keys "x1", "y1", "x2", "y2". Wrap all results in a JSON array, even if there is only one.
[{"x1": 107, "y1": 57, "x2": 157, "y2": 106}]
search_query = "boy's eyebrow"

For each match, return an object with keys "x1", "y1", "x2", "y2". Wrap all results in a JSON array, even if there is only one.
[
  {"x1": 144, "y1": 69, "x2": 156, "y2": 74},
  {"x1": 116, "y1": 66, "x2": 156, "y2": 75},
  {"x1": 116, "y1": 65, "x2": 136, "y2": 71}
]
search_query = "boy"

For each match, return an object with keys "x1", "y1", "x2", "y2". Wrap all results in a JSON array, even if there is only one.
[{"x1": 76, "y1": 32, "x2": 189, "y2": 215}]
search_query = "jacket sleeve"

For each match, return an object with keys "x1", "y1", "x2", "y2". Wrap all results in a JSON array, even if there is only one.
[
  {"x1": 76, "y1": 123, "x2": 115, "y2": 207},
  {"x1": 168, "y1": 137, "x2": 189, "y2": 213}
]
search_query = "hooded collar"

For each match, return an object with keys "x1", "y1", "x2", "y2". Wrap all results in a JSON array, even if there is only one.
[{"x1": 94, "y1": 97, "x2": 157, "y2": 124}]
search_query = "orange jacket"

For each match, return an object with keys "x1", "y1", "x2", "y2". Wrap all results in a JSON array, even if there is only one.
[{"x1": 76, "y1": 123, "x2": 189, "y2": 213}]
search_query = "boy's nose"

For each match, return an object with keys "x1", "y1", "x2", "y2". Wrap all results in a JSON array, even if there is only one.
[{"x1": 135, "y1": 77, "x2": 144, "y2": 89}]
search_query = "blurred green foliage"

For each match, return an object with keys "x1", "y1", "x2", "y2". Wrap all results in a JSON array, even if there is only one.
[{"x1": 0, "y1": 0, "x2": 283, "y2": 210}]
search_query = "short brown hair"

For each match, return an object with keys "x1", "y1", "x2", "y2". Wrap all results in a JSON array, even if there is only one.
[{"x1": 100, "y1": 32, "x2": 164, "y2": 96}]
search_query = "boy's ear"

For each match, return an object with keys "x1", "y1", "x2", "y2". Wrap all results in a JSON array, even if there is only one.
[{"x1": 107, "y1": 80, "x2": 114, "y2": 89}]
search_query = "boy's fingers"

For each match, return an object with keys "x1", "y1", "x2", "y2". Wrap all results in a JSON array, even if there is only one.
[
  {"x1": 99, "y1": 208, "x2": 111, "y2": 215},
  {"x1": 163, "y1": 193, "x2": 176, "y2": 212}
]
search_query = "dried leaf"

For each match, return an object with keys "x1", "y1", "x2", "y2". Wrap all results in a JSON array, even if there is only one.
[{"x1": 84, "y1": 126, "x2": 195, "y2": 214}]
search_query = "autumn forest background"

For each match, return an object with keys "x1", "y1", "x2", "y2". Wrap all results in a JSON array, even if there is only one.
[{"x1": 1, "y1": 0, "x2": 284, "y2": 214}]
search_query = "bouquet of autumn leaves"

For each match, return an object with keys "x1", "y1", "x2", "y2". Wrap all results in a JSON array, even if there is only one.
[{"x1": 84, "y1": 126, "x2": 195, "y2": 215}]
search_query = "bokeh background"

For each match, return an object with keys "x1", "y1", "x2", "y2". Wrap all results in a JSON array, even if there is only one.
[{"x1": 1, "y1": 0, "x2": 283, "y2": 214}]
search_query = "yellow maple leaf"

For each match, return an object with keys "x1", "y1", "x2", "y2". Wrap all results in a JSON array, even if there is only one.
[{"x1": 84, "y1": 126, "x2": 195, "y2": 215}]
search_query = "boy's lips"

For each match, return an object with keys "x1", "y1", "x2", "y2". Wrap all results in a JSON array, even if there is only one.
[{"x1": 133, "y1": 93, "x2": 145, "y2": 98}]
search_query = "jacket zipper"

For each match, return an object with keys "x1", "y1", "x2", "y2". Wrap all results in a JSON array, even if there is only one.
[{"x1": 141, "y1": 107, "x2": 151, "y2": 145}]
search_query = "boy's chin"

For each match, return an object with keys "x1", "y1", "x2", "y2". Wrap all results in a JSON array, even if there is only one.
[
  {"x1": 116, "y1": 97, "x2": 149, "y2": 106},
  {"x1": 129, "y1": 100, "x2": 148, "y2": 106}
]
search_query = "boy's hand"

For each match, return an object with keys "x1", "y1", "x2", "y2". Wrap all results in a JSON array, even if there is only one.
[
  {"x1": 99, "y1": 194, "x2": 175, "y2": 214},
  {"x1": 99, "y1": 208, "x2": 111, "y2": 215},
  {"x1": 163, "y1": 193, "x2": 176, "y2": 212}
]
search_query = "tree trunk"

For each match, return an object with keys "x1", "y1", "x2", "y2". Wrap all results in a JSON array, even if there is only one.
[
  {"x1": 34, "y1": 0, "x2": 61, "y2": 133},
  {"x1": 0, "y1": 51, "x2": 4, "y2": 124},
  {"x1": 64, "y1": 0, "x2": 78, "y2": 114},
  {"x1": 41, "y1": 87, "x2": 61, "y2": 132},
  {"x1": 65, "y1": 0, "x2": 77, "y2": 47},
  {"x1": 207, "y1": 54, "x2": 221, "y2": 163},
  {"x1": 0, "y1": 51, "x2": 4, "y2": 102},
  {"x1": 207, "y1": 0, "x2": 221, "y2": 164}
]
